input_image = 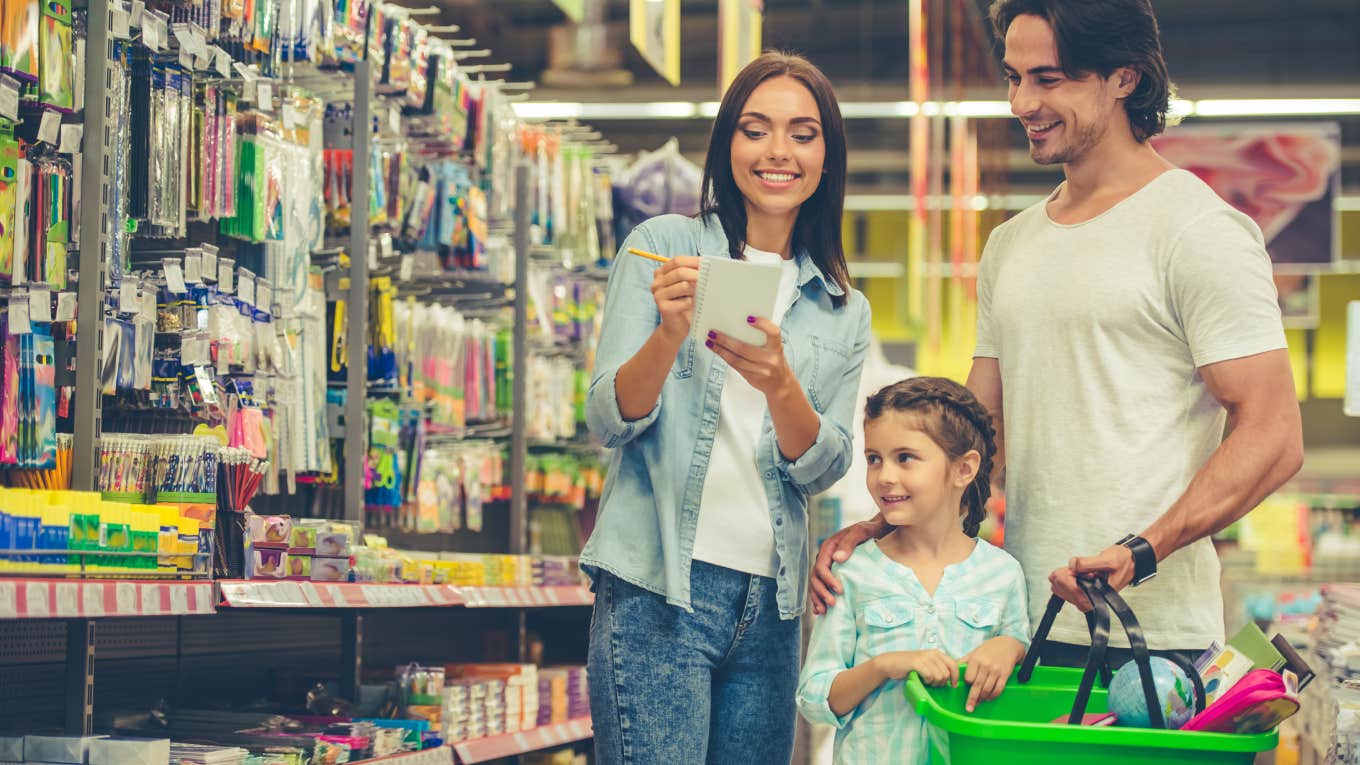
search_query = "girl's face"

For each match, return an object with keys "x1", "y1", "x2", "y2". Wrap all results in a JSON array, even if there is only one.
[
  {"x1": 729, "y1": 75, "x2": 826, "y2": 224},
  {"x1": 864, "y1": 411, "x2": 977, "y2": 528}
]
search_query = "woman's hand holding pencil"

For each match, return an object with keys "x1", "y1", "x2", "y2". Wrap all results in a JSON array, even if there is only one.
[{"x1": 640, "y1": 249, "x2": 703, "y2": 345}]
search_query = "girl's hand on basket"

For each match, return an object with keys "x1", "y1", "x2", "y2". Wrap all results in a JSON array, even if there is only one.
[
  {"x1": 874, "y1": 650, "x2": 958, "y2": 688},
  {"x1": 961, "y1": 637, "x2": 1027, "y2": 713}
]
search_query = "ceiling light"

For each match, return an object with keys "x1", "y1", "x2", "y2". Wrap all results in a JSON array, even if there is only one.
[
  {"x1": 1192, "y1": 99, "x2": 1360, "y2": 117},
  {"x1": 513, "y1": 98, "x2": 1360, "y2": 121}
]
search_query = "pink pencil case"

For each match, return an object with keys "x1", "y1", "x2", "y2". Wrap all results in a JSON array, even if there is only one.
[{"x1": 1181, "y1": 669, "x2": 1299, "y2": 734}]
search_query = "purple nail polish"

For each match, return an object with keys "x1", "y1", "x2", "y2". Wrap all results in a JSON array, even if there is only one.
[
  {"x1": 747, "y1": 315, "x2": 756, "y2": 324},
  {"x1": 707, "y1": 330, "x2": 716, "y2": 339},
  {"x1": 705, "y1": 339, "x2": 714, "y2": 348}
]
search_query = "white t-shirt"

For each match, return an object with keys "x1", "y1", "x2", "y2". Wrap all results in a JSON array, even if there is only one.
[
  {"x1": 692, "y1": 246, "x2": 801, "y2": 577},
  {"x1": 974, "y1": 169, "x2": 1287, "y2": 649}
]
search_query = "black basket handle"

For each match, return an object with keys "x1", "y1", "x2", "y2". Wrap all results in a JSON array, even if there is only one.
[
  {"x1": 1018, "y1": 576, "x2": 1205, "y2": 728},
  {"x1": 1097, "y1": 581, "x2": 1206, "y2": 719}
]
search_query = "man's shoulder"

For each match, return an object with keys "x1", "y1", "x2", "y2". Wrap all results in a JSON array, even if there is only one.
[{"x1": 1145, "y1": 169, "x2": 1244, "y2": 221}]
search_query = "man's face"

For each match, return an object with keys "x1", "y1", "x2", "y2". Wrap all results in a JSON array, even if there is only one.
[{"x1": 1002, "y1": 14, "x2": 1132, "y2": 167}]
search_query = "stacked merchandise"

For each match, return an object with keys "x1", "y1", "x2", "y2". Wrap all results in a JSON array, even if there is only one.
[
  {"x1": 396, "y1": 664, "x2": 445, "y2": 737},
  {"x1": 536, "y1": 667, "x2": 588, "y2": 728},
  {"x1": 0, "y1": 736, "x2": 312, "y2": 765},
  {"x1": 1296, "y1": 583, "x2": 1360, "y2": 762},
  {"x1": 170, "y1": 743, "x2": 249, "y2": 764},
  {"x1": 446, "y1": 664, "x2": 541, "y2": 737},
  {"x1": 235, "y1": 511, "x2": 356, "y2": 581},
  {"x1": 534, "y1": 555, "x2": 582, "y2": 587},
  {"x1": 0, "y1": 488, "x2": 203, "y2": 575},
  {"x1": 438, "y1": 663, "x2": 587, "y2": 745}
]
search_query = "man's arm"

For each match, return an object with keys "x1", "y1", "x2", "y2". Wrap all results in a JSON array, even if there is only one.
[{"x1": 1058, "y1": 349, "x2": 1303, "y2": 601}]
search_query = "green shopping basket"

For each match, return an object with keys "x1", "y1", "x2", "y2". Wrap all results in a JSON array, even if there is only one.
[{"x1": 903, "y1": 578, "x2": 1279, "y2": 764}]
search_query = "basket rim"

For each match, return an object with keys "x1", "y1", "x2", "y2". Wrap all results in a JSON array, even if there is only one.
[{"x1": 904, "y1": 666, "x2": 1279, "y2": 753}]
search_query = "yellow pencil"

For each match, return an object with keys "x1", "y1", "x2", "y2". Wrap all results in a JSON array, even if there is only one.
[{"x1": 627, "y1": 247, "x2": 671, "y2": 264}]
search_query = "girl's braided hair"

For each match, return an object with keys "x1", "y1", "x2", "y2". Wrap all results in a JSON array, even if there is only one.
[{"x1": 864, "y1": 377, "x2": 998, "y2": 538}]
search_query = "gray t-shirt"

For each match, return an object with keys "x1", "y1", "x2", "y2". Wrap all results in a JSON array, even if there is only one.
[{"x1": 975, "y1": 169, "x2": 1287, "y2": 649}]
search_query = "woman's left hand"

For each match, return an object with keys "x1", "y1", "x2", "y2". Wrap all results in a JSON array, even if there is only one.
[{"x1": 706, "y1": 317, "x2": 795, "y2": 398}]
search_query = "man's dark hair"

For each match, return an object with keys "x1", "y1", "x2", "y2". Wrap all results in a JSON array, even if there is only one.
[{"x1": 990, "y1": 0, "x2": 1173, "y2": 142}]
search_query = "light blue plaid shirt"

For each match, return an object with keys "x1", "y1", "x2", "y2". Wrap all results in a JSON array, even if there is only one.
[{"x1": 797, "y1": 539, "x2": 1030, "y2": 764}]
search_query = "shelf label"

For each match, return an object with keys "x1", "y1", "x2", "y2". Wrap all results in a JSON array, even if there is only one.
[
  {"x1": 0, "y1": 75, "x2": 20, "y2": 121},
  {"x1": 115, "y1": 582, "x2": 138, "y2": 614},
  {"x1": 55, "y1": 292, "x2": 77, "y2": 322},
  {"x1": 140, "y1": 584, "x2": 162, "y2": 614},
  {"x1": 54, "y1": 583, "x2": 78, "y2": 616},
  {"x1": 82, "y1": 584, "x2": 105, "y2": 616},
  {"x1": 169, "y1": 586, "x2": 189, "y2": 614},
  {"x1": 24, "y1": 582, "x2": 48, "y2": 617}
]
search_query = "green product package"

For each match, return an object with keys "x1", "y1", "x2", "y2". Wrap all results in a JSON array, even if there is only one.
[{"x1": 38, "y1": 0, "x2": 73, "y2": 111}]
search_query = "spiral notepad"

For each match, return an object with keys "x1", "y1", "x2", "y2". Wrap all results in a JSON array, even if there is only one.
[{"x1": 689, "y1": 256, "x2": 782, "y2": 347}]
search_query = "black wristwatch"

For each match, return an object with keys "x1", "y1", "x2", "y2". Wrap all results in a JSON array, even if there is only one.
[{"x1": 1117, "y1": 534, "x2": 1158, "y2": 586}]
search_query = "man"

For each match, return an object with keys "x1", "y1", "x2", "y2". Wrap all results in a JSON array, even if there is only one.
[{"x1": 811, "y1": 0, "x2": 1303, "y2": 671}]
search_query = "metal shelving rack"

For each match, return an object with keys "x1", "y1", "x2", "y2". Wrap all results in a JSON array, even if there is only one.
[
  {"x1": 66, "y1": 0, "x2": 114, "y2": 736},
  {"x1": 10, "y1": 3, "x2": 590, "y2": 754}
]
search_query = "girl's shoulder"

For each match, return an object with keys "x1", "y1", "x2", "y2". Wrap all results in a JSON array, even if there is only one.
[
  {"x1": 960, "y1": 539, "x2": 1026, "y2": 583},
  {"x1": 828, "y1": 543, "x2": 900, "y2": 603}
]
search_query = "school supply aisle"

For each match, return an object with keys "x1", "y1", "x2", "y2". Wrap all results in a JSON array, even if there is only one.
[{"x1": 0, "y1": 0, "x2": 611, "y2": 762}]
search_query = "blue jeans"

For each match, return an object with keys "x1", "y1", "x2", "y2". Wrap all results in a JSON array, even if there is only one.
[{"x1": 588, "y1": 560, "x2": 800, "y2": 765}]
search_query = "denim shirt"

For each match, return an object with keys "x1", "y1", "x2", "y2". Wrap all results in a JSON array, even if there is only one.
[{"x1": 581, "y1": 213, "x2": 872, "y2": 619}]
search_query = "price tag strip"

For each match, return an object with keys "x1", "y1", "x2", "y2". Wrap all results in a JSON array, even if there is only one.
[{"x1": 0, "y1": 580, "x2": 215, "y2": 618}]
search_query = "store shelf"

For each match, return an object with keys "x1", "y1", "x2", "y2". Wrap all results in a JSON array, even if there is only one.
[
  {"x1": 219, "y1": 580, "x2": 465, "y2": 608},
  {"x1": 0, "y1": 579, "x2": 215, "y2": 619},
  {"x1": 458, "y1": 585, "x2": 593, "y2": 608},
  {"x1": 217, "y1": 581, "x2": 594, "y2": 609},
  {"x1": 452, "y1": 718, "x2": 593, "y2": 763},
  {"x1": 361, "y1": 748, "x2": 454, "y2": 765}
]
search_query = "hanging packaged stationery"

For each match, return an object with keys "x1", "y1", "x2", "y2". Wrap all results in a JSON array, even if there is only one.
[
  {"x1": 372, "y1": 10, "x2": 394, "y2": 85},
  {"x1": 368, "y1": 275, "x2": 396, "y2": 388},
  {"x1": 221, "y1": 89, "x2": 238, "y2": 219},
  {"x1": 0, "y1": 124, "x2": 18, "y2": 283},
  {"x1": 365, "y1": 398, "x2": 402, "y2": 510},
  {"x1": 0, "y1": 309, "x2": 13, "y2": 464},
  {"x1": 127, "y1": 50, "x2": 150, "y2": 222},
  {"x1": 404, "y1": 25, "x2": 431, "y2": 112},
  {"x1": 2, "y1": 0, "x2": 39, "y2": 81},
  {"x1": 37, "y1": 0, "x2": 71, "y2": 111},
  {"x1": 23, "y1": 323, "x2": 55, "y2": 468},
  {"x1": 27, "y1": 153, "x2": 70, "y2": 289},
  {"x1": 106, "y1": 42, "x2": 131, "y2": 286},
  {"x1": 432, "y1": 57, "x2": 467, "y2": 148},
  {"x1": 326, "y1": 282, "x2": 347, "y2": 382},
  {"x1": 11, "y1": 151, "x2": 28, "y2": 283}
]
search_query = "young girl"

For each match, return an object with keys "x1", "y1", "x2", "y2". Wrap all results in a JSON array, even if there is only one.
[
  {"x1": 582, "y1": 52, "x2": 871, "y2": 764},
  {"x1": 797, "y1": 377, "x2": 1030, "y2": 764}
]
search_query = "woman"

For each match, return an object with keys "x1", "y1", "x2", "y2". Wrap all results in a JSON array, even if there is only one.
[{"x1": 583, "y1": 52, "x2": 871, "y2": 764}]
